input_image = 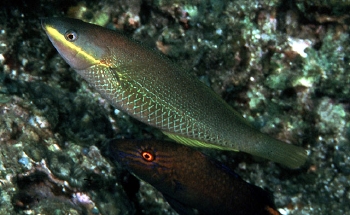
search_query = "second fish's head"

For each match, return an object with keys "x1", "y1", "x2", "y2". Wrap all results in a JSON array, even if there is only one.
[{"x1": 108, "y1": 139, "x2": 175, "y2": 185}]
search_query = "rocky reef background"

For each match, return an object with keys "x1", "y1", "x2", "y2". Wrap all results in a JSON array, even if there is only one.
[{"x1": 0, "y1": 0, "x2": 349, "y2": 214}]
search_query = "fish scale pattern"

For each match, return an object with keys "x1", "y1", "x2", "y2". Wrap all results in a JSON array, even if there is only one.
[{"x1": 86, "y1": 64, "x2": 217, "y2": 143}]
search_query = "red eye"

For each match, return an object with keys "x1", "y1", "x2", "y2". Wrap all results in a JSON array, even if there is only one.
[{"x1": 141, "y1": 151, "x2": 154, "y2": 161}]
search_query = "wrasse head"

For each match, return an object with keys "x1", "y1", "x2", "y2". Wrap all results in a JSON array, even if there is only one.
[{"x1": 41, "y1": 17, "x2": 106, "y2": 70}]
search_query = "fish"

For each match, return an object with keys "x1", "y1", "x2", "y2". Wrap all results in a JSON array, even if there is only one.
[
  {"x1": 41, "y1": 17, "x2": 307, "y2": 168},
  {"x1": 107, "y1": 139, "x2": 281, "y2": 215}
]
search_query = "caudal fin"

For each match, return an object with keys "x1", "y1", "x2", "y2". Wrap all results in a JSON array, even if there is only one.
[
  {"x1": 245, "y1": 134, "x2": 308, "y2": 169},
  {"x1": 165, "y1": 131, "x2": 307, "y2": 169}
]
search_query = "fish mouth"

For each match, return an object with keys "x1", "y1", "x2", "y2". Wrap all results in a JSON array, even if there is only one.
[
  {"x1": 40, "y1": 17, "x2": 47, "y2": 29},
  {"x1": 105, "y1": 139, "x2": 132, "y2": 163},
  {"x1": 40, "y1": 17, "x2": 52, "y2": 32}
]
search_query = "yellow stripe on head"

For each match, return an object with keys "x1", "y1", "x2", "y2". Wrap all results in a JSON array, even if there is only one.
[{"x1": 45, "y1": 25, "x2": 100, "y2": 65}]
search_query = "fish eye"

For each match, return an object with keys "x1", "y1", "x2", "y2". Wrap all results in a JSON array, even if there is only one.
[
  {"x1": 64, "y1": 30, "x2": 78, "y2": 42},
  {"x1": 141, "y1": 151, "x2": 154, "y2": 162}
]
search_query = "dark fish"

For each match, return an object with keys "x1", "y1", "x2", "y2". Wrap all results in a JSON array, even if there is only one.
[
  {"x1": 41, "y1": 17, "x2": 307, "y2": 168},
  {"x1": 108, "y1": 139, "x2": 281, "y2": 215}
]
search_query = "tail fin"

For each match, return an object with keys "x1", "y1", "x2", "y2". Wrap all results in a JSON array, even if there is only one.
[
  {"x1": 244, "y1": 133, "x2": 308, "y2": 169},
  {"x1": 164, "y1": 131, "x2": 307, "y2": 169}
]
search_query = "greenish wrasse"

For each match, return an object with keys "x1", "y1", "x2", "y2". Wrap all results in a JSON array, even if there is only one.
[{"x1": 42, "y1": 17, "x2": 307, "y2": 168}]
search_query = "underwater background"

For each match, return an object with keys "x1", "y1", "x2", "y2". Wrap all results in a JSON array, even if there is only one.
[{"x1": 0, "y1": 0, "x2": 349, "y2": 214}]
